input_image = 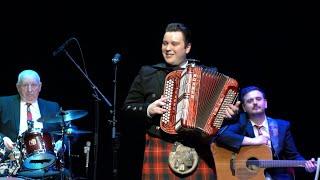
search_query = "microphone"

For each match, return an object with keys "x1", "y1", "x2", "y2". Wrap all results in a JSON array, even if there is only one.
[
  {"x1": 84, "y1": 141, "x2": 91, "y2": 173},
  {"x1": 112, "y1": 53, "x2": 121, "y2": 64},
  {"x1": 52, "y1": 37, "x2": 74, "y2": 56}
]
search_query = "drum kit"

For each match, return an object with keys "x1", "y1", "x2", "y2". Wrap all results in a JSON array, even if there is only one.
[{"x1": 0, "y1": 109, "x2": 90, "y2": 179}]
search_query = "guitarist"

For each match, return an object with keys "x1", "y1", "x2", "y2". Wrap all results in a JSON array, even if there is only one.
[{"x1": 215, "y1": 85, "x2": 316, "y2": 179}]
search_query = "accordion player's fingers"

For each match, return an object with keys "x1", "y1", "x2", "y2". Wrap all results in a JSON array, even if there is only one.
[
  {"x1": 147, "y1": 97, "x2": 168, "y2": 117},
  {"x1": 160, "y1": 95, "x2": 168, "y2": 102},
  {"x1": 147, "y1": 105, "x2": 167, "y2": 117}
]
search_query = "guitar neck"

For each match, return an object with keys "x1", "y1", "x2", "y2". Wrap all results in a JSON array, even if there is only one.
[{"x1": 252, "y1": 160, "x2": 306, "y2": 168}]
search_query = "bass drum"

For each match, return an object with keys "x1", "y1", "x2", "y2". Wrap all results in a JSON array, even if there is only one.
[
  {"x1": 20, "y1": 131, "x2": 56, "y2": 169},
  {"x1": 17, "y1": 168, "x2": 61, "y2": 179},
  {"x1": 17, "y1": 159, "x2": 71, "y2": 179}
]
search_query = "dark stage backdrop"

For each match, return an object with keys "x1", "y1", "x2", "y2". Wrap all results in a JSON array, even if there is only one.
[{"x1": 0, "y1": 1, "x2": 318, "y2": 180}]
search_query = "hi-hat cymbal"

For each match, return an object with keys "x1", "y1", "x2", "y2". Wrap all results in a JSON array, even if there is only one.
[
  {"x1": 38, "y1": 110, "x2": 88, "y2": 123},
  {"x1": 51, "y1": 128, "x2": 92, "y2": 136}
]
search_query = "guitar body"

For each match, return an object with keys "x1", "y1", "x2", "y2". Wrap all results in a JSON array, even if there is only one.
[{"x1": 211, "y1": 143, "x2": 272, "y2": 180}]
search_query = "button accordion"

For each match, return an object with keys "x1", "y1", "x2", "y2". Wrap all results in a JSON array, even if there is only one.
[{"x1": 160, "y1": 63, "x2": 238, "y2": 137}]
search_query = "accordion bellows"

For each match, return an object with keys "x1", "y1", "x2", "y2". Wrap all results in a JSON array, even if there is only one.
[{"x1": 160, "y1": 64, "x2": 238, "y2": 136}]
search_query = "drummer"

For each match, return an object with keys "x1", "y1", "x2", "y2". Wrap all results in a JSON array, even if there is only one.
[{"x1": 0, "y1": 70, "x2": 63, "y2": 163}]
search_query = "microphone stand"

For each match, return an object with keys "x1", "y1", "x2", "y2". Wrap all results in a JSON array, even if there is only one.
[
  {"x1": 60, "y1": 110, "x2": 66, "y2": 180},
  {"x1": 61, "y1": 49, "x2": 113, "y2": 180},
  {"x1": 67, "y1": 126, "x2": 72, "y2": 179},
  {"x1": 109, "y1": 61, "x2": 120, "y2": 179},
  {"x1": 62, "y1": 49, "x2": 112, "y2": 107}
]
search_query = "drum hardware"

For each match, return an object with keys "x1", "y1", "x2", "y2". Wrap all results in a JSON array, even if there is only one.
[
  {"x1": 0, "y1": 134, "x2": 64, "y2": 179},
  {"x1": 0, "y1": 159, "x2": 21, "y2": 176},
  {"x1": 27, "y1": 120, "x2": 34, "y2": 131},
  {"x1": 51, "y1": 109, "x2": 89, "y2": 178},
  {"x1": 0, "y1": 108, "x2": 89, "y2": 179},
  {"x1": 0, "y1": 142, "x2": 6, "y2": 163},
  {"x1": 57, "y1": 109, "x2": 89, "y2": 179},
  {"x1": 50, "y1": 126, "x2": 92, "y2": 136},
  {"x1": 0, "y1": 146, "x2": 21, "y2": 176},
  {"x1": 36, "y1": 109, "x2": 88, "y2": 178}
]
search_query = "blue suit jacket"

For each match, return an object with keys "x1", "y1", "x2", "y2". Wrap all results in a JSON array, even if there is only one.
[
  {"x1": 0, "y1": 94, "x2": 60, "y2": 142},
  {"x1": 216, "y1": 113, "x2": 304, "y2": 179}
]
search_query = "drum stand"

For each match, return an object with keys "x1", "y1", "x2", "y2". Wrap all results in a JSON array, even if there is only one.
[{"x1": 59, "y1": 111, "x2": 73, "y2": 180}]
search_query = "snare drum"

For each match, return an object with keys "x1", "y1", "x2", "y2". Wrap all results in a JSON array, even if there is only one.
[{"x1": 20, "y1": 131, "x2": 56, "y2": 169}]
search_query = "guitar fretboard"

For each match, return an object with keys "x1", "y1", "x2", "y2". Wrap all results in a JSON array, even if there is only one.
[{"x1": 248, "y1": 160, "x2": 306, "y2": 168}]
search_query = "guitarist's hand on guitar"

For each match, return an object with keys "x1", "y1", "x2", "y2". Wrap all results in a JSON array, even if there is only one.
[
  {"x1": 243, "y1": 135, "x2": 269, "y2": 145},
  {"x1": 305, "y1": 158, "x2": 317, "y2": 173},
  {"x1": 225, "y1": 101, "x2": 240, "y2": 119},
  {"x1": 253, "y1": 135, "x2": 269, "y2": 145}
]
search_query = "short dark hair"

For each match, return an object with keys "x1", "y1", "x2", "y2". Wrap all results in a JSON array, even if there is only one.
[
  {"x1": 165, "y1": 22, "x2": 192, "y2": 45},
  {"x1": 240, "y1": 85, "x2": 266, "y2": 102}
]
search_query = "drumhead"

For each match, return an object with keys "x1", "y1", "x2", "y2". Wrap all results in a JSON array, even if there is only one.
[
  {"x1": 23, "y1": 153, "x2": 56, "y2": 169},
  {"x1": 17, "y1": 169, "x2": 60, "y2": 178},
  {"x1": 0, "y1": 177, "x2": 25, "y2": 180},
  {"x1": 17, "y1": 167, "x2": 71, "y2": 179}
]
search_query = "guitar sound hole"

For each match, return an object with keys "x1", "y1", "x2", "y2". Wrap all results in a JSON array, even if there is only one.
[{"x1": 246, "y1": 157, "x2": 259, "y2": 171}]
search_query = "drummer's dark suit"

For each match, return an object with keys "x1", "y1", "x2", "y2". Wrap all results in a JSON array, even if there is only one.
[{"x1": 0, "y1": 94, "x2": 60, "y2": 142}]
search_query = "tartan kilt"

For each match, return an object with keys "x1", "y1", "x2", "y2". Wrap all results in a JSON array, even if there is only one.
[{"x1": 142, "y1": 134, "x2": 216, "y2": 180}]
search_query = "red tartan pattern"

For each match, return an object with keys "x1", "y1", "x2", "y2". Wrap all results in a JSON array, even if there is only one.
[{"x1": 142, "y1": 134, "x2": 216, "y2": 180}]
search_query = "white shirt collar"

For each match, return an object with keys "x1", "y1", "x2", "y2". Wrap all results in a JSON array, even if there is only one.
[
  {"x1": 250, "y1": 116, "x2": 268, "y2": 128},
  {"x1": 21, "y1": 100, "x2": 39, "y2": 106},
  {"x1": 180, "y1": 60, "x2": 188, "y2": 69}
]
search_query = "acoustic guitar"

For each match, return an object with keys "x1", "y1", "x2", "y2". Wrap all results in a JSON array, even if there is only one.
[{"x1": 211, "y1": 143, "x2": 316, "y2": 180}]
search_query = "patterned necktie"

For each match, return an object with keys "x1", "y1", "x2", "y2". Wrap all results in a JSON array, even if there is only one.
[
  {"x1": 26, "y1": 103, "x2": 34, "y2": 130},
  {"x1": 26, "y1": 103, "x2": 32, "y2": 121},
  {"x1": 254, "y1": 125, "x2": 263, "y2": 136}
]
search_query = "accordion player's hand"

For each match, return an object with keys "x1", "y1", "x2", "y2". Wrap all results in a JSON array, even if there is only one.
[
  {"x1": 225, "y1": 101, "x2": 241, "y2": 119},
  {"x1": 147, "y1": 96, "x2": 168, "y2": 117}
]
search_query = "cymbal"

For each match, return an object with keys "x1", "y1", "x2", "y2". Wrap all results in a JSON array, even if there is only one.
[
  {"x1": 38, "y1": 110, "x2": 88, "y2": 123},
  {"x1": 51, "y1": 128, "x2": 92, "y2": 136}
]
